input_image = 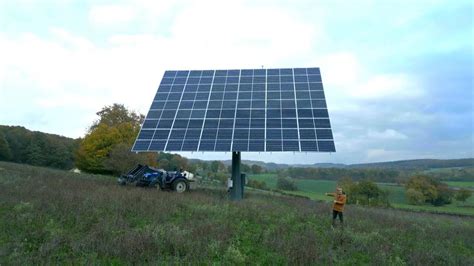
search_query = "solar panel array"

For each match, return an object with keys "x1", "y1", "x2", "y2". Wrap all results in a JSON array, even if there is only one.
[{"x1": 132, "y1": 68, "x2": 335, "y2": 152}]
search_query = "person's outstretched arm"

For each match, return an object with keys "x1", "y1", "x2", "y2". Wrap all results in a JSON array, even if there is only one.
[{"x1": 325, "y1": 192, "x2": 335, "y2": 196}]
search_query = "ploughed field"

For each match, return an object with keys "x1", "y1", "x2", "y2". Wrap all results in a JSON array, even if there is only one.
[{"x1": 0, "y1": 162, "x2": 473, "y2": 265}]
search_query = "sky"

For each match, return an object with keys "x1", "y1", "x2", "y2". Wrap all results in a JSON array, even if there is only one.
[{"x1": 0, "y1": 0, "x2": 472, "y2": 164}]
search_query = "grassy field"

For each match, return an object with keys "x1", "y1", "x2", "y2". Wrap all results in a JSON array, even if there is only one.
[
  {"x1": 1, "y1": 161, "x2": 473, "y2": 264},
  {"x1": 248, "y1": 174, "x2": 474, "y2": 216},
  {"x1": 445, "y1": 181, "x2": 474, "y2": 189}
]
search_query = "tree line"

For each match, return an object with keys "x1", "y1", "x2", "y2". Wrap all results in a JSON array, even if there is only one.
[
  {"x1": 0, "y1": 125, "x2": 79, "y2": 169},
  {"x1": 277, "y1": 167, "x2": 406, "y2": 183}
]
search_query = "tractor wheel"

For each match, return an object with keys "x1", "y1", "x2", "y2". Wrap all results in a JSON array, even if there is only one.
[{"x1": 173, "y1": 180, "x2": 188, "y2": 193}]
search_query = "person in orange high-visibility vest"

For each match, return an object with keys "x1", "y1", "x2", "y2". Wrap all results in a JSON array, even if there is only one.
[{"x1": 325, "y1": 187, "x2": 347, "y2": 227}]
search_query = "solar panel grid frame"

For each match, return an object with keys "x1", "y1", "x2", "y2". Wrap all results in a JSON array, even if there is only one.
[{"x1": 132, "y1": 68, "x2": 335, "y2": 153}]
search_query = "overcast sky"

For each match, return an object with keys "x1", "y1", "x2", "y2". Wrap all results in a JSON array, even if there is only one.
[{"x1": 0, "y1": 0, "x2": 472, "y2": 164}]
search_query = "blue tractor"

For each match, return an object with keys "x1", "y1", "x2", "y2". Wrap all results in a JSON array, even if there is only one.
[{"x1": 118, "y1": 164, "x2": 192, "y2": 193}]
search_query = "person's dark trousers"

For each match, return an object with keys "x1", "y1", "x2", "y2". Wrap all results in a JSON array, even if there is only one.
[{"x1": 332, "y1": 210, "x2": 343, "y2": 227}]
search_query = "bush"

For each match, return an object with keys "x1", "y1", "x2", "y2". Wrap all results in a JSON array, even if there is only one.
[
  {"x1": 207, "y1": 172, "x2": 227, "y2": 184},
  {"x1": 405, "y1": 175, "x2": 454, "y2": 206},
  {"x1": 247, "y1": 179, "x2": 268, "y2": 190},
  {"x1": 455, "y1": 188, "x2": 472, "y2": 203},
  {"x1": 276, "y1": 177, "x2": 298, "y2": 191},
  {"x1": 340, "y1": 178, "x2": 390, "y2": 207},
  {"x1": 406, "y1": 188, "x2": 425, "y2": 205},
  {"x1": 432, "y1": 184, "x2": 454, "y2": 206}
]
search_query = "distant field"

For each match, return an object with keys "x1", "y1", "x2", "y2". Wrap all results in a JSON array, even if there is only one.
[
  {"x1": 445, "y1": 181, "x2": 474, "y2": 189},
  {"x1": 424, "y1": 167, "x2": 470, "y2": 172},
  {"x1": 247, "y1": 174, "x2": 474, "y2": 215},
  {"x1": 1, "y1": 161, "x2": 473, "y2": 265}
]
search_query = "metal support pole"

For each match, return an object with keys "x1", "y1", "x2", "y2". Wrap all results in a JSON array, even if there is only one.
[{"x1": 230, "y1": 151, "x2": 243, "y2": 201}]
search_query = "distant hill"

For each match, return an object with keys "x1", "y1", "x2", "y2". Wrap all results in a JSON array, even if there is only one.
[
  {"x1": 347, "y1": 158, "x2": 474, "y2": 170},
  {"x1": 220, "y1": 158, "x2": 473, "y2": 171},
  {"x1": 219, "y1": 160, "x2": 345, "y2": 170}
]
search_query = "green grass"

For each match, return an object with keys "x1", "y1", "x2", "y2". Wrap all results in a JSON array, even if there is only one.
[
  {"x1": 1, "y1": 161, "x2": 474, "y2": 264},
  {"x1": 392, "y1": 203, "x2": 474, "y2": 216},
  {"x1": 445, "y1": 181, "x2": 474, "y2": 189},
  {"x1": 248, "y1": 174, "x2": 474, "y2": 215}
]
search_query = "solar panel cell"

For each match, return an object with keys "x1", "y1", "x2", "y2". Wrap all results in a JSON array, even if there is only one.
[
  {"x1": 149, "y1": 140, "x2": 166, "y2": 150},
  {"x1": 215, "y1": 140, "x2": 232, "y2": 151},
  {"x1": 300, "y1": 141, "x2": 318, "y2": 151},
  {"x1": 134, "y1": 140, "x2": 151, "y2": 150},
  {"x1": 248, "y1": 140, "x2": 265, "y2": 151},
  {"x1": 266, "y1": 140, "x2": 283, "y2": 151},
  {"x1": 318, "y1": 141, "x2": 335, "y2": 152}
]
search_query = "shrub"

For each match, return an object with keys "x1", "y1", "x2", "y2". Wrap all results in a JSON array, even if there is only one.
[
  {"x1": 342, "y1": 179, "x2": 390, "y2": 207},
  {"x1": 406, "y1": 188, "x2": 425, "y2": 205},
  {"x1": 247, "y1": 179, "x2": 268, "y2": 190},
  {"x1": 276, "y1": 177, "x2": 298, "y2": 191},
  {"x1": 455, "y1": 188, "x2": 472, "y2": 203},
  {"x1": 405, "y1": 175, "x2": 454, "y2": 206}
]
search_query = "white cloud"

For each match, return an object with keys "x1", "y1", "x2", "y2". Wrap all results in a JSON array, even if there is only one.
[
  {"x1": 89, "y1": 4, "x2": 137, "y2": 25},
  {"x1": 1, "y1": 1, "x2": 318, "y2": 138},
  {"x1": 355, "y1": 74, "x2": 423, "y2": 99},
  {"x1": 366, "y1": 149, "x2": 402, "y2": 161},
  {"x1": 317, "y1": 51, "x2": 423, "y2": 101},
  {"x1": 319, "y1": 52, "x2": 361, "y2": 88},
  {"x1": 367, "y1": 129, "x2": 408, "y2": 140}
]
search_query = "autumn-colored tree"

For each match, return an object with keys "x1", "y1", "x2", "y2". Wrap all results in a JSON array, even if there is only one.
[
  {"x1": 406, "y1": 188, "x2": 425, "y2": 205},
  {"x1": 89, "y1": 103, "x2": 143, "y2": 132},
  {"x1": 76, "y1": 104, "x2": 156, "y2": 174},
  {"x1": 405, "y1": 175, "x2": 454, "y2": 206},
  {"x1": 103, "y1": 143, "x2": 157, "y2": 175}
]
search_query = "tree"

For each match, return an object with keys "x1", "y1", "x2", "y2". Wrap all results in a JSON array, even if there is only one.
[
  {"x1": 0, "y1": 126, "x2": 78, "y2": 169},
  {"x1": 89, "y1": 104, "x2": 143, "y2": 132},
  {"x1": 168, "y1": 154, "x2": 189, "y2": 171},
  {"x1": 247, "y1": 179, "x2": 267, "y2": 190},
  {"x1": 337, "y1": 176, "x2": 356, "y2": 200},
  {"x1": 241, "y1": 163, "x2": 251, "y2": 173},
  {"x1": 158, "y1": 159, "x2": 169, "y2": 170},
  {"x1": 276, "y1": 169, "x2": 287, "y2": 178},
  {"x1": 406, "y1": 175, "x2": 438, "y2": 203},
  {"x1": 432, "y1": 183, "x2": 454, "y2": 206},
  {"x1": 355, "y1": 180, "x2": 380, "y2": 204},
  {"x1": 405, "y1": 175, "x2": 454, "y2": 206},
  {"x1": 0, "y1": 133, "x2": 12, "y2": 161},
  {"x1": 406, "y1": 188, "x2": 425, "y2": 205},
  {"x1": 103, "y1": 143, "x2": 157, "y2": 175},
  {"x1": 347, "y1": 179, "x2": 390, "y2": 206},
  {"x1": 251, "y1": 164, "x2": 264, "y2": 174},
  {"x1": 276, "y1": 177, "x2": 298, "y2": 191},
  {"x1": 76, "y1": 104, "x2": 155, "y2": 174},
  {"x1": 455, "y1": 189, "x2": 472, "y2": 203}
]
